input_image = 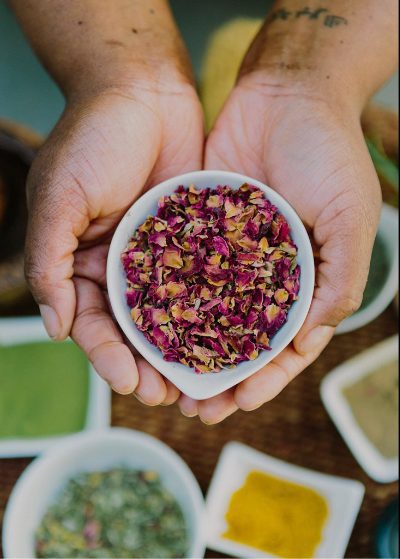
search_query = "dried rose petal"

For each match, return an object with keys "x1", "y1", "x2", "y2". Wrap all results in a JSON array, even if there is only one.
[{"x1": 121, "y1": 183, "x2": 301, "y2": 373}]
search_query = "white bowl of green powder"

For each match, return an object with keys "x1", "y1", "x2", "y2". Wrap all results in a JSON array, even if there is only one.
[
  {"x1": 336, "y1": 203, "x2": 398, "y2": 334},
  {"x1": 0, "y1": 316, "x2": 111, "y2": 458},
  {"x1": 2, "y1": 427, "x2": 206, "y2": 559}
]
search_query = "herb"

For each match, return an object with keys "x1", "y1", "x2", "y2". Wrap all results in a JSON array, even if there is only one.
[
  {"x1": 122, "y1": 184, "x2": 300, "y2": 373},
  {"x1": 35, "y1": 468, "x2": 188, "y2": 558}
]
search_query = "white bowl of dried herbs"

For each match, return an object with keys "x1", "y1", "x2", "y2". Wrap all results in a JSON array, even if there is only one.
[
  {"x1": 3, "y1": 428, "x2": 206, "y2": 558},
  {"x1": 107, "y1": 170, "x2": 314, "y2": 400}
]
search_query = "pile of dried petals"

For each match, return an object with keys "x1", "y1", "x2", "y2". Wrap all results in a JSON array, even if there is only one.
[{"x1": 121, "y1": 184, "x2": 300, "y2": 373}]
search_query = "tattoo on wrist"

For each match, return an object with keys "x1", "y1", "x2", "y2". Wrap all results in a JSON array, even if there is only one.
[{"x1": 270, "y1": 6, "x2": 348, "y2": 28}]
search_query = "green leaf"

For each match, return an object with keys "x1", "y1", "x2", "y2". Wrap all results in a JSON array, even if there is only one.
[{"x1": 366, "y1": 138, "x2": 399, "y2": 190}]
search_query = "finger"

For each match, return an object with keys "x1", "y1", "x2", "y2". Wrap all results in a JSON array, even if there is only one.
[
  {"x1": 74, "y1": 244, "x2": 109, "y2": 288},
  {"x1": 295, "y1": 199, "x2": 380, "y2": 355},
  {"x1": 234, "y1": 341, "x2": 325, "y2": 412},
  {"x1": 135, "y1": 357, "x2": 167, "y2": 406},
  {"x1": 25, "y1": 165, "x2": 89, "y2": 340},
  {"x1": 71, "y1": 277, "x2": 138, "y2": 394},
  {"x1": 178, "y1": 395, "x2": 199, "y2": 418},
  {"x1": 198, "y1": 390, "x2": 238, "y2": 424},
  {"x1": 161, "y1": 379, "x2": 181, "y2": 406}
]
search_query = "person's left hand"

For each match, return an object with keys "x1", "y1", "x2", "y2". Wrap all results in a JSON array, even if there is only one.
[{"x1": 178, "y1": 73, "x2": 381, "y2": 423}]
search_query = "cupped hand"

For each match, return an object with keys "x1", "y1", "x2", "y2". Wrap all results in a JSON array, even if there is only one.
[
  {"x1": 26, "y1": 79, "x2": 203, "y2": 404},
  {"x1": 179, "y1": 74, "x2": 381, "y2": 423}
]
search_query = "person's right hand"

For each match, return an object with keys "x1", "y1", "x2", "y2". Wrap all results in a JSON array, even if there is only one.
[{"x1": 25, "y1": 78, "x2": 203, "y2": 404}]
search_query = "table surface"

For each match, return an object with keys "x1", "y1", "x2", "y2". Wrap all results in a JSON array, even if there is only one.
[{"x1": 0, "y1": 304, "x2": 398, "y2": 559}]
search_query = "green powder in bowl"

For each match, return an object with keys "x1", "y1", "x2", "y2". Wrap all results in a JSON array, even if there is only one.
[
  {"x1": 360, "y1": 234, "x2": 390, "y2": 311},
  {"x1": 0, "y1": 341, "x2": 89, "y2": 438}
]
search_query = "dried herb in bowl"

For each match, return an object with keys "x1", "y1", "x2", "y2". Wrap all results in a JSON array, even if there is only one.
[
  {"x1": 122, "y1": 184, "x2": 300, "y2": 373},
  {"x1": 35, "y1": 468, "x2": 188, "y2": 558}
]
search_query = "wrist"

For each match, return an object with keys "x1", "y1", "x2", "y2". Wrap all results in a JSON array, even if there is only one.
[
  {"x1": 239, "y1": 1, "x2": 395, "y2": 114},
  {"x1": 64, "y1": 55, "x2": 194, "y2": 105}
]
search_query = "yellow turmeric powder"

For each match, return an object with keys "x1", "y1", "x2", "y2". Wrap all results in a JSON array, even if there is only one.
[{"x1": 224, "y1": 470, "x2": 329, "y2": 558}]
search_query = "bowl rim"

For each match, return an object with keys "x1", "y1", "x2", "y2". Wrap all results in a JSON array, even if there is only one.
[
  {"x1": 2, "y1": 427, "x2": 206, "y2": 559},
  {"x1": 106, "y1": 170, "x2": 315, "y2": 400}
]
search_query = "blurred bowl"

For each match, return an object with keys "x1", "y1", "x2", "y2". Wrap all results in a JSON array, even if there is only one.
[
  {"x1": 2, "y1": 427, "x2": 206, "y2": 559},
  {"x1": 0, "y1": 119, "x2": 42, "y2": 310},
  {"x1": 107, "y1": 170, "x2": 314, "y2": 400},
  {"x1": 336, "y1": 204, "x2": 398, "y2": 334}
]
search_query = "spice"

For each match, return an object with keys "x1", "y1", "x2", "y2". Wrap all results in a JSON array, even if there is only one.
[
  {"x1": 0, "y1": 342, "x2": 89, "y2": 438},
  {"x1": 343, "y1": 360, "x2": 398, "y2": 458},
  {"x1": 35, "y1": 468, "x2": 188, "y2": 558},
  {"x1": 122, "y1": 184, "x2": 300, "y2": 373},
  {"x1": 224, "y1": 470, "x2": 328, "y2": 558}
]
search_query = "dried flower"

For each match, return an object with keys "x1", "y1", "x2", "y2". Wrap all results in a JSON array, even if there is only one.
[{"x1": 121, "y1": 184, "x2": 300, "y2": 373}]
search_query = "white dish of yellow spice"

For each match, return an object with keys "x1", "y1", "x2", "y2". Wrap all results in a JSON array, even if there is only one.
[
  {"x1": 205, "y1": 442, "x2": 364, "y2": 559},
  {"x1": 321, "y1": 336, "x2": 398, "y2": 483}
]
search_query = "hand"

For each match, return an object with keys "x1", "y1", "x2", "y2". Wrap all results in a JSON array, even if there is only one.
[
  {"x1": 178, "y1": 73, "x2": 381, "y2": 423},
  {"x1": 26, "y1": 78, "x2": 204, "y2": 405}
]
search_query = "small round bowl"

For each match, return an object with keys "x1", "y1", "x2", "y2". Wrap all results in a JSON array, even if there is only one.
[
  {"x1": 107, "y1": 170, "x2": 314, "y2": 400},
  {"x1": 335, "y1": 203, "x2": 399, "y2": 334},
  {"x1": 2, "y1": 428, "x2": 206, "y2": 559}
]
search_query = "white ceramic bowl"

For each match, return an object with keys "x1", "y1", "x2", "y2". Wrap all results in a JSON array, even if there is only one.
[
  {"x1": 336, "y1": 204, "x2": 398, "y2": 334},
  {"x1": 2, "y1": 427, "x2": 206, "y2": 559},
  {"x1": 107, "y1": 170, "x2": 314, "y2": 400}
]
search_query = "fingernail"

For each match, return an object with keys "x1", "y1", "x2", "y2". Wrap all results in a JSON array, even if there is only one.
[
  {"x1": 110, "y1": 382, "x2": 135, "y2": 395},
  {"x1": 179, "y1": 408, "x2": 197, "y2": 418},
  {"x1": 39, "y1": 304, "x2": 61, "y2": 339},
  {"x1": 297, "y1": 325, "x2": 333, "y2": 354},
  {"x1": 240, "y1": 401, "x2": 264, "y2": 412}
]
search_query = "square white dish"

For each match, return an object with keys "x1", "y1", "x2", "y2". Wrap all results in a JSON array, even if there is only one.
[
  {"x1": 320, "y1": 335, "x2": 398, "y2": 483},
  {"x1": 205, "y1": 442, "x2": 364, "y2": 559},
  {"x1": 0, "y1": 316, "x2": 111, "y2": 458},
  {"x1": 107, "y1": 170, "x2": 314, "y2": 400}
]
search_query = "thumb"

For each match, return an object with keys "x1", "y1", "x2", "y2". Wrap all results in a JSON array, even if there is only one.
[
  {"x1": 294, "y1": 202, "x2": 380, "y2": 355},
  {"x1": 25, "y1": 166, "x2": 89, "y2": 340}
]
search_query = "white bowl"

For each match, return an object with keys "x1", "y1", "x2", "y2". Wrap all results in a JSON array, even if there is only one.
[
  {"x1": 0, "y1": 316, "x2": 111, "y2": 458},
  {"x1": 2, "y1": 427, "x2": 206, "y2": 559},
  {"x1": 335, "y1": 204, "x2": 398, "y2": 334},
  {"x1": 321, "y1": 335, "x2": 399, "y2": 483},
  {"x1": 205, "y1": 442, "x2": 365, "y2": 559},
  {"x1": 107, "y1": 170, "x2": 314, "y2": 400}
]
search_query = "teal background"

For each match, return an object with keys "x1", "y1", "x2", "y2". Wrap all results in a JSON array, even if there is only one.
[{"x1": 0, "y1": 0, "x2": 397, "y2": 137}]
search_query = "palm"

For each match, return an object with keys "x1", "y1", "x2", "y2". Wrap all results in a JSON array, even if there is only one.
[
  {"x1": 178, "y1": 79, "x2": 381, "y2": 422},
  {"x1": 27, "y1": 83, "x2": 203, "y2": 402}
]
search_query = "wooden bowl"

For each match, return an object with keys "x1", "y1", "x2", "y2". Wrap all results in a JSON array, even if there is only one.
[{"x1": 0, "y1": 119, "x2": 43, "y2": 311}]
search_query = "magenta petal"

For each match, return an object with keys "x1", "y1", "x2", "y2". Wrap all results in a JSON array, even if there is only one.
[{"x1": 212, "y1": 236, "x2": 230, "y2": 257}]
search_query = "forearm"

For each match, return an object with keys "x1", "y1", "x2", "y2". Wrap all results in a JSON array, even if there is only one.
[
  {"x1": 10, "y1": 0, "x2": 192, "y2": 99},
  {"x1": 241, "y1": 0, "x2": 398, "y2": 110}
]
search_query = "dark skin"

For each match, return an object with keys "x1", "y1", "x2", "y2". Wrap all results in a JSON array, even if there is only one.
[{"x1": 11, "y1": 0, "x2": 398, "y2": 422}]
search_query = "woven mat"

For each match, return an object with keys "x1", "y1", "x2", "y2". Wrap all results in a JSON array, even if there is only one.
[{"x1": 0, "y1": 305, "x2": 398, "y2": 559}]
